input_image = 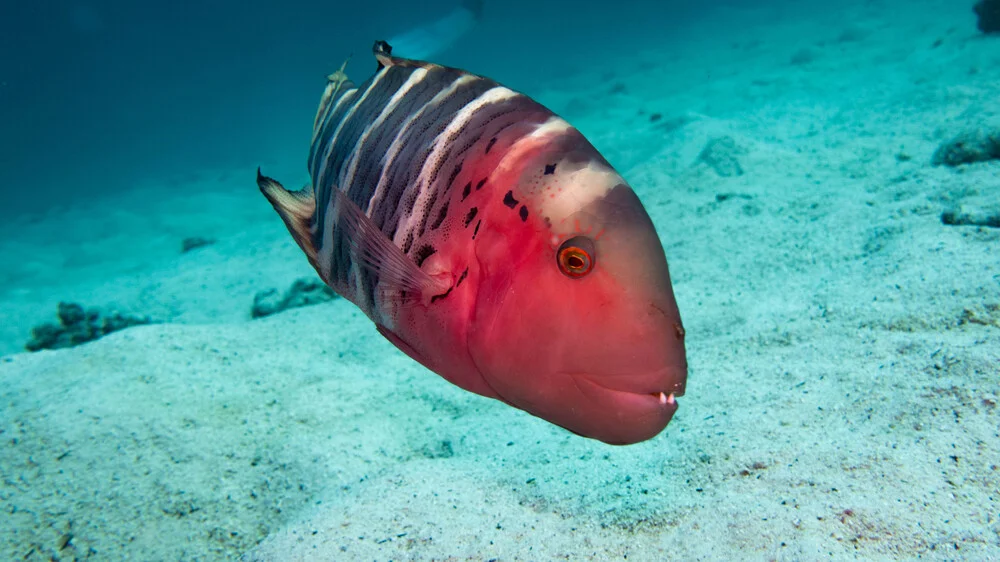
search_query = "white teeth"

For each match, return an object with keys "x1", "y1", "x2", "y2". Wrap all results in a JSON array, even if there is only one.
[
  {"x1": 658, "y1": 392, "x2": 667, "y2": 405},
  {"x1": 667, "y1": 393, "x2": 676, "y2": 406}
]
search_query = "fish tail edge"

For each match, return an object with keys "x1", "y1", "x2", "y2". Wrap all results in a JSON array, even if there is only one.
[{"x1": 257, "y1": 168, "x2": 319, "y2": 263}]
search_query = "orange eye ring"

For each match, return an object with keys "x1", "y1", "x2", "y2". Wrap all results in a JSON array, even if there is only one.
[{"x1": 557, "y1": 236, "x2": 595, "y2": 278}]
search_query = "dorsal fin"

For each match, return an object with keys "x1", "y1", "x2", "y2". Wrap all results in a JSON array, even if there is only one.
[
  {"x1": 373, "y1": 40, "x2": 392, "y2": 71},
  {"x1": 326, "y1": 56, "x2": 352, "y2": 86},
  {"x1": 372, "y1": 39, "x2": 444, "y2": 71}
]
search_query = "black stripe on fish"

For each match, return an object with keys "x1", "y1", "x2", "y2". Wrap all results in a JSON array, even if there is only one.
[
  {"x1": 430, "y1": 200, "x2": 449, "y2": 230},
  {"x1": 372, "y1": 78, "x2": 494, "y2": 235},
  {"x1": 402, "y1": 230, "x2": 415, "y2": 254},
  {"x1": 414, "y1": 244, "x2": 436, "y2": 267},
  {"x1": 310, "y1": 87, "x2": 359, "y2": 179},
  {"x1": 472, "y1": 219, "x2": 481, "y2": 240},
  {"x1": 430, "y1": 285, "x2": 452, "y2": 303},
  {"x1": 394, "y1": 105, "x2": 525, "y2": 249},
  {"x1": 461, "y1": 181, "x2": 472, "y2": 201},
  {"x1": 305, "y1": 48, "x2": 557, "y2": 320},
  {"x1": 347, "y1": 68, "x2": 462, "y2": 211},
  {"x1": 319, "y1": 67, "x2": 418, "y2": 198},
  {"x1": 403, "y1": 100, "x2": 522, "y2": 240},
  {"x1": 519, "y1": 205, "x2": 528, "y2": 222},
  {"x1": 463, "y1": 207, "x2": 478, "y2": 227},
  {"x1": 447, "y1": 162, "x2": 463, "y2": 190}
]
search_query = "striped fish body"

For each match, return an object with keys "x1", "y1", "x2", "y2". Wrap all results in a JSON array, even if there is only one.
[{"x1": 259, "y1": 42, "x2": 687, "y2": 445}]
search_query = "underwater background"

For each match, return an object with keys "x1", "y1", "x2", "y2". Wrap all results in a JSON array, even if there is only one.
[{"x1": 1, "y1": 0, "x2": 999, "y2": 559}]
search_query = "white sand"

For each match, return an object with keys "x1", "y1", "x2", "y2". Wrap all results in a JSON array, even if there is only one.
[{"x1": 2, "y1": 0, "x2": 998, "y2": 559}]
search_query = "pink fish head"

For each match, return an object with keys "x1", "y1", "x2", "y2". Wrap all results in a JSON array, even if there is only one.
[{"x1": 469, "y1": 134, "x2": 688, "y2": 445}]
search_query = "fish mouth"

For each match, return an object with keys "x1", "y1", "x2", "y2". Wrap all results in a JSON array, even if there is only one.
[
  {"x1": 653, "y1": 391, "x2": 678, "y2": 406},
  {"x1": 574, "y1": 370, "x2": 684, "y2": 402},
  {"x1": 571, "y1": 372, "x2": 684, "y2": 412}
]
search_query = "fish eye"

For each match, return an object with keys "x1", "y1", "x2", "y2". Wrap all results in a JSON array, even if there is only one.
[{"x1": 557, "y1": 236, "x2": 595, "y2": 278}]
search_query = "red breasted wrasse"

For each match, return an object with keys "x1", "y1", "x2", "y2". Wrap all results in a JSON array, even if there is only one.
[{"x1": 258, "y1": 41, "x2": 687, "y2": 445}]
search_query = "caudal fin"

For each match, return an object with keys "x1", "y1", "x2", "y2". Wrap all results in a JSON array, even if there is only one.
[{"x1": 257, "y1": 168, "x2": 319, "y2": 263}]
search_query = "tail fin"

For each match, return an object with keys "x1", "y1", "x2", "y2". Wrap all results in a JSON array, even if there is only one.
[{"x1": 257, "y1": 168, "x2": 319, "y2": 263}]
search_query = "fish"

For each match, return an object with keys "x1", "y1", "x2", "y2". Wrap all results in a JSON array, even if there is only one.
[
  {"x1": 384, "y1": 0, "x2": 484, "y2": 61},
  {"x1": 257, "y1": 40, "x2": 687, "y2": 445}
]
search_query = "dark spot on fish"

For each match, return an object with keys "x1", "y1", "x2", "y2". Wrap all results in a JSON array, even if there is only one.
[
  {"x1": 430, "y1": 200, "x2": 449, "y2": 230},
  {"x1": 448, "y1": 162, "x2": 463, "y2": 189},
  {"x1": 402, "y1": 231, "x2": 415, "y2": 255},
  {"x1": 503, "y1": 190, "x2": 519, "y2": 209},
  {"x1": 519, "y1": 205, "x2": 528, "y2": 222},
  {"x1": 472, "y1": 220, "x2": 482, "y2": 240},
  {"x1": 414, "y1": 244, "x2": 436, "y2": 267},
  {"x1": 456, "y1": 267, "x2": 469, "y2": 288},
  {"x1": 476, "y1": 178, "x2": 487, "y2": 191},
  {"x1": 544, "y1": 163, "x2": 557, "y2": 175},
  {"x1": 464, "y1": 207, "x2": 478, "y2": 227},
  {"x1": 485, "y1": 137, "x2": 497, "y2": 154},
  {"x1": 373, "y1": 40, "x2": 391, "y2": 70},
  {"x1": 431, "y1": 286, "x2": 453, "y2": 303},
  {"x1": 462, "y1": 182, "x2": 472, "y2": 201},
  {"x1": 374, "y1": 40, "x2": 393, "y2": 56}
]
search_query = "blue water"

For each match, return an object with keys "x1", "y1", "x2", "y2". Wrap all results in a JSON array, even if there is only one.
[
  {"x1": 1, "y1": 0, "x2": 713, "y2": 218},
  {"x1": 2, "y1": 0, "x2": 999, "y2": 559}
]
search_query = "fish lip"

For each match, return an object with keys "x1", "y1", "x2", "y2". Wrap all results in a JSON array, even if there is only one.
[
  {"x1": 570, "y1": 371, "x2": 685, "y2": 401},
  {"x1": 569, "y1": 372, "x2": 684, "y2": 406}
]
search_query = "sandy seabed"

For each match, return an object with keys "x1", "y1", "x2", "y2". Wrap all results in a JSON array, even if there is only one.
[{"x1": 2, "y1": 0, "x2": 999, "y2": 559}]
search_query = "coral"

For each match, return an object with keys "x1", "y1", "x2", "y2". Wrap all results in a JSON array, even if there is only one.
[
  {"x1": 698, "y1": 136, "x2": 745, "y2": 177},
  {"x1": 251, "y1": 278, "x2": 337, "y2": 319},
  {"x1": 931, "y1": 126, "x2": 1000, "y2": 166},
  {"x1": 941, "y1": 206, "x2": 1000, "y2": 228},
  {"x1": 25, "y1": 302, "x2": 154, "y2": 351}
]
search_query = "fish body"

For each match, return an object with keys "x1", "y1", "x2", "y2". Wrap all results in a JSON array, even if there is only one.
[{"x1": 259, "y1": 41, "x2": 687, "y2": 445}]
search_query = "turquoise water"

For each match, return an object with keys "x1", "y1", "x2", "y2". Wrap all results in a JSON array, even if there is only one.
[{"x1": 1, "y1": 0, "x2": 999, "y2": 559}]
